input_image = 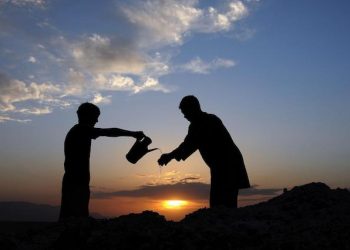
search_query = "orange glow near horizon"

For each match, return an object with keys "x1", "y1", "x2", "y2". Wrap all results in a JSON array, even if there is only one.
[
  {"x1": 162, "y1": 200, "x2": 189, "y2": 209},
  {"x1": 91, "y1": 197, "x2": 203, "y2": 221}
]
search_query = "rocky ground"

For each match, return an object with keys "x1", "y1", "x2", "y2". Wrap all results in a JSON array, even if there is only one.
[{"x1": 0, "y1": 182, "x2": 349, "y2": 250}]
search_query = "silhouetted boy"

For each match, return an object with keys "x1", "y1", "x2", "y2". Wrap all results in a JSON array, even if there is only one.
[
  {"x1": 59, "y1": 102, "x2": 144, "y2": 220},
  {"x1": 158, "y1": 96, "x2": 250, "y2": 208}
]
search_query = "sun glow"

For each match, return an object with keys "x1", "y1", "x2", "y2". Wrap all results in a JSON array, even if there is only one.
[{"x1": 163, "y1": 200, "x2": 188, "y2": 209}]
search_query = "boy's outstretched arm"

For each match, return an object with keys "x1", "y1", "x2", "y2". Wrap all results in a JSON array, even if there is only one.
[{"x1": 98, "y1": 128, "x2": 145, "y2": 139}]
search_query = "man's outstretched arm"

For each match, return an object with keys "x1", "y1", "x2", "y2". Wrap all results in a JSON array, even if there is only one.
[
  {"x1": 158, "y1": 128, "x2": 197, "y2": 166},
  {"x1": 158, "y1": 150, "x2": 177, "y2": 166}
]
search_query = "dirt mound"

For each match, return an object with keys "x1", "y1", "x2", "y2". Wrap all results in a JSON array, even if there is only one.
[{"x1": 1, "y1": 182, "x2": 349, "y2": 249}]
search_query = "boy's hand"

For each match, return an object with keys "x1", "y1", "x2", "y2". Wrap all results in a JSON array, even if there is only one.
[
  {"x1": 134, "y1": 131, "x2": 145, "y2": 140},
  {"x1": 158, "y1": 153, "x2": 173, "y2": 166}
]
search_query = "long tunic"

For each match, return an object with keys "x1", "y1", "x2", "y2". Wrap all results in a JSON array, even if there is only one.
[{"x1": 172, "y1": 112, "x2": 250, "y2": 206}]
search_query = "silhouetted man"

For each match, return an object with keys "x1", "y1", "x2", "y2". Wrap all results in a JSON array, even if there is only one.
[
  {"x1": 158, "y1": 96, "x2": 250, "y2": 208},
  {"x1": 59, "y1": 102, "x2": 144, "y2": 220}
]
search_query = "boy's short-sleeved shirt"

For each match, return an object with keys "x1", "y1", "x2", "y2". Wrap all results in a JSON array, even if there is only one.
[{"x1": 64, "y1": 124, "x2": 103, "y2": 181}]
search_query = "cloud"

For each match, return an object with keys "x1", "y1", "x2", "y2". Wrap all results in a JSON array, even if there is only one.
[
  {"x1": 93, "y1": 182, "x2": 210, "y2": 200},
  {"x1": 70, "y1": 34, "x2": 170, "y2": 94},
  {"x1": 0, "y1": 72, "x2": 76, "y2": 116},
  {"x1": 28, "y1": 56, "x2": 37, "y2": 63},
  {"x1": 94, "y1": 74, "x2": 169, "y2": 94},
  {"x1": 179, "y1": 177, "x2": 202, "y2": 183},
  {"x1": 72, "y1": 34, "x2": 146, "y2": 75},
  {"x1": 92, "y1": 181, "x2": 281, "y2": 201},
  {"x1": 181, "y1": 57, "x2": 236, "y2": 74},
  {"x1": 120, "y1": 0, "x2": 249, "y2": 46},
  {"x1": 64, "y1": 68, "x2": 86, "y2": 96},
  {"x1": 134, "y1": 171, "x2": 202, "y2": 186},
  {"x1": 143, "y1": 52, "x2": 171, "y2": 77},
  {"x1": 232, "y1": 27, "x2": 256, "y2": 41},
  {"x1": 15, "y1": 106, "x2": 51, "y2": 115},
  {"x1": 91, "y1": 93, "x2": 112, "y2": 105},
  {"x1": 0, "y1": 73, "x2": 62, "y2": 113},
  {"x1": 0, "y1": 70, "x2": 169, "y2": 121},
  {"x1": 0, "y1": 115, "x2": 30, "y2": 123},
  {"x1": 2, "y1": 0, "x2": 46, "y2": 7},
  {"x1": 194, "y1": 1, "x2": 248, "y2": 33},
  {"x1": 0, "y1": 1, "x2": 255, "y2": 122},
  {"x1": 120, "y1": 0, "x2": 201, "y2": 46},
  {"x1": 94, "y1": 74, "x2": 135, "y2": 91},
  {"x1": 132, "y1": 76, "x2": 170, "y2": 94}
]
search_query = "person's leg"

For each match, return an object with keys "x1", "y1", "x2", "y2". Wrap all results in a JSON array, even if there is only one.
[
  {"x1": 210, "y1": 169, "x2": 225, "y2": 208},
  {"x1": 59, "y1": 174, "x2": 90, "y2": 220},
  {"x1": 209, "y1": 179, "x2": 220, "y2": 208},
  {"x1": 222, "y1": 187, "x2": 238, "y2": 208},
  {"x1": 74, "y1": 185, "x2": 90, "y2": 218},
  {"x1": 59, "y1": 174, "x2": 73, "y2": 220},
  {"x1": 210, "y1": 168, "x2": 238, "y2": 208},
  {"x1": 81, "y1": 186, "x2": 90, "y2": 217}
]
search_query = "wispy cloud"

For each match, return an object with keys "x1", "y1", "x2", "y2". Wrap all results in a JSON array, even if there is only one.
[
  {"x1": 92, "y1": 181, "x2": 281, "y2": 201},
  {"x1": 134, "y1": 171, "x2": 203, "y2": 186},
  {"x1": 15, "y1": 106, "x2": 51, "y2": 115},
  {"x1": 194, "y1": 0, "x2": 248, "y2": 33},
  {"x1": 120, "y1": 0, "x2": 201, "y2": 46},
  {"x1": 72, "y1": 34, "x2": 146, "y2": 75},
  {"x1": 0, "y1": 114, "x2": 30, "y2": 123},
  {"x1": 93, "y1": 74, "x2": 169, "y2": 94},
  {"x1": 181, "y1": 57, "x2": 236, "y2": 74},
  {"x1": 91, "y1": 93, "x2": 111, "y2": 105},
  {"x1": 28, "y1": 56, "x2": 37, "y2": 63},
  {"x1": 2, "y1": 0, "x2": 46, "y2": 7},
  {"x1": 120, "y1": 0, "x2": 248, "y2": 46},
  {"x1": 0, "y1": 72, "x2": 62, "y2": 113},
  {"x1": 92, "y1": 182, "x2": 210, "y2": 200}
]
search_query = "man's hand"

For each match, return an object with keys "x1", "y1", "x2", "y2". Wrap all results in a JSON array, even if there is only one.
[
  {"x1": 158, "y1": 153, "x2": 173, "y2": 166},
  {"x1": 134, "y1": 131, "x2": 145, "y2": 140}
]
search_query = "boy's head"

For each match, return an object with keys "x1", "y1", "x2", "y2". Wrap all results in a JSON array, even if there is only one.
[{"x1": 77, "y1": 102, "x2": 100, "y2": 126}]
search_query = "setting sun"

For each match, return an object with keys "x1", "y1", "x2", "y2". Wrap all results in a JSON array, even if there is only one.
[{"x1": 163, "y1": 200, "x2": 188, "y2": 209}]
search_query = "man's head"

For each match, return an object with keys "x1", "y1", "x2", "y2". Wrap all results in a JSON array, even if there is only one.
[
  {"x1": 77, "y1": 102, "x2": 100, "y2": 127},
  {"x1": 179, "y1": 95, "x2": 202, "y2": 122}
]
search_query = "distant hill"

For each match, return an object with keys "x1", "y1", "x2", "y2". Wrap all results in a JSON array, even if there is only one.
[
  {"x1": 0, "y1": 202, "x2": 59, "y2": 222},
  {"x1": 0, "y1": 202, "x2": 104, "y2": 222},
  {"x1": 0, "y1": 182, "x2": 349, "y2": 249}
]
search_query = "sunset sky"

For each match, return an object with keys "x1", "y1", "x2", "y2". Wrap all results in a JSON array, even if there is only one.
[{"x1": 1, "y1": 0, "x2": 349, "y2": 221}]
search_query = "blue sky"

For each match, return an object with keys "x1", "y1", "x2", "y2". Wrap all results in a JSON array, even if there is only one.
[{"x1": 0, "y1": 0, "x2": 349, "y2": 219}]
